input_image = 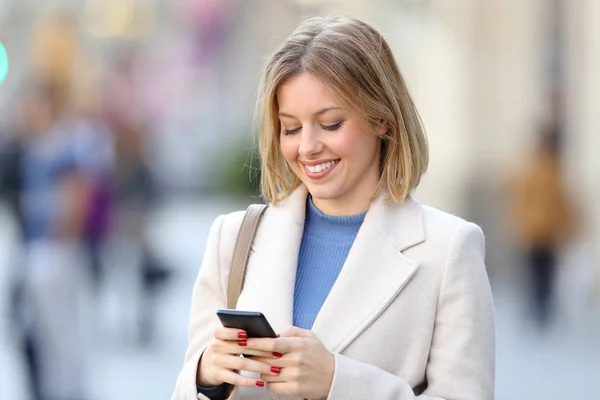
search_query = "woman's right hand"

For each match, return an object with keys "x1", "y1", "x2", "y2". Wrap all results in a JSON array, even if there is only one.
[{"x1": 197, "y1": 327, "x2": 281, "y2": 388}]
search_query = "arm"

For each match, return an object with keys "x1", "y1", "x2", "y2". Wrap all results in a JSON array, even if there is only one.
[
  {"x1": 196, "y1": 384, "x2": 228, "y2": 400},
  {"x1": 54, "y1": 168, "x2": 90, "y2": 239},
  {"x1": 171, "y1": 215, "x2": 228, "y2": 400},
  {"x1": 327, "y1": 222, "x2": 495, "y2": 400}
]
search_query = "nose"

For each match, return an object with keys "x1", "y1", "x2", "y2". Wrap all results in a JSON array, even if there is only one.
[{"x1": 298, "y1": 126, "x2": 323, "y2": 158}]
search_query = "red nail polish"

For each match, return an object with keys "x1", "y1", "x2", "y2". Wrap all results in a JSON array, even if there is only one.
[
  {"x1": 273, "y1": 352, "x2": 283, "y2": 358},
  {"x1": 237, "y1": 332, "x2": 247, "y2": 339},
  {"x1": 271, "y1": 366, "x2": 281, "y2": 374},
  {"x1": 256, "y1": 380, "x2": 265, "y2": 387},
  {"x1": 276, "y1": 334, "x2": 280, "y2": 338},
  {"x1": 238, "y1": 340, "x2": 247, "y2": 347}
]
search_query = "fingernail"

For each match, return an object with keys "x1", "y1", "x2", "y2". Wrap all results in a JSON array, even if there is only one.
[
  {"x1": 237, "y1": 332, "x2": 247, "y2": 339},
  {"x1": 276, "y1": 334, "x2": 280, "y2": 337},
  {"x1": 273, "y1": 352, "x2": 283, "y2": 358},
  {"x1": 256, "y1": 380, "x2": 265, "y2": 387},
  {"x1": 271, "y1": 366, "x2": 281, "y2": 374},
  {"x1": 238, "y1": 340, "x2": 247, "y2": 347}
]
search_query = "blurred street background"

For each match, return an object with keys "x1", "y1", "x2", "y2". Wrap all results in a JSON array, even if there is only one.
[{"x1": 0, "y1": 1, "x2": 599, "y2": 399}]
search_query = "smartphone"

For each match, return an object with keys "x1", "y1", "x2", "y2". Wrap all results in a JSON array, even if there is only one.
[{"x1": 217, "y1": 309, "x2": 277, "y2": 338}]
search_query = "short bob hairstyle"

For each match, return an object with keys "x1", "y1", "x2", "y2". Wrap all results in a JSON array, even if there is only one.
[{"x1": 256, "y1": 16, "x2": 428, "y2": 205}]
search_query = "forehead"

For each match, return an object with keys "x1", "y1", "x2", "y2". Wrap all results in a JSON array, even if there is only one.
[{"x1": 277, "y1": 73, "x2": 340, "y2": 112}]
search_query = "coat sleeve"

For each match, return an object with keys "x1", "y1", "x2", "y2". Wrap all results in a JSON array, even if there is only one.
[
  {"x1": 170, "y1": 215, "x2": 231, "y2": 400},
  {"x1": 327, "y1": 222, "x2": 496, "y2": 400}
]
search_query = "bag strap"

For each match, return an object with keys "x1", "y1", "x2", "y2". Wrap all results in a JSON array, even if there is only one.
[{"x1": 227, "y1": 204, "x2": 269, "y2": 309}]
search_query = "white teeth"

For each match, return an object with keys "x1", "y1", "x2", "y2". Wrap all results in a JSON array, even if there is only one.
[{"x1": 306, "y1": 161, "x2": 337, "y2": 173}]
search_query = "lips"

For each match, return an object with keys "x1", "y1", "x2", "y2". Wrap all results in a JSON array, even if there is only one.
[
  {"x1": 305, "y1": 160, "x2": 338, "y2": 173},
  {"x1": 302, "y1": 159, "x2": 339, "y2": 179}
]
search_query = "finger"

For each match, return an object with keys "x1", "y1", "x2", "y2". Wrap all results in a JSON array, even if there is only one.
[
  {"x1": 248, "y1": 357, "x2": 285, "y2": 376},
  {"x1": 262, "y1": 381, "x2": 295, "y2": 396},
  {"x1": 248, "y1": 356, "x2": 286, "y2": 366},
  {"x1": 211, "y1": 341, "x2": 273, "y2": 358},
  {"x1": 215, "y1": 368, "x2": 266, "y2": 389},
  {"x1": 260, "y1": 371, "x2": 287, "y2": 383},
  {"x1": 215, "y1": 353, "x2": 280, "y2": 376},
  {"x1": 260, "y1": 363, "x2": 297, "y2": 382},
  {"x1": 239, "y1": 349, "x2": 277, "y2": 358},
  {"x1": 232, "y1": 343, "x2": 275, "y2": 358},
  {"x1": 213, "y1": 326, "x2": 248, "y2": 341},
  {"x1": 246, "y1": 337, "x2": 309, "y2": 357},
  {"x1": 278, "y1": 325, "x2": 316, "y2": 339},
  {"x1": 212, "y1": 340, "x2": 274, "y2": 358},
  {"x1": 246, "y1": 337, "x2": 298, "y2": 353}
]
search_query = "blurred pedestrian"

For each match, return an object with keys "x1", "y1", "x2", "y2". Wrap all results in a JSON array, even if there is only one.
[
  {"x1": 172, "y1": 16, "x2": 495, "y2": 400},
  {"x1": 17, "y1": 81, "x2": 94, "y2": 400},
  {"x1": 510, "y1": 128, "x2": 578, "y2": 327},
  {"x1": 102, "y1": 55, "x2": 170, "y2": 346},
  {"x1": 68, "y1": 87, "x2": 115, "y2": 291},
  {"x1": 0, "y1": 90, "x2": 38, "y2": 399}
]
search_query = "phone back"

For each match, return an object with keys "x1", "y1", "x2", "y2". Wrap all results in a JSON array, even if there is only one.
[{"x1": 217, "y1": 309, "x2": 277, "y2": 338}]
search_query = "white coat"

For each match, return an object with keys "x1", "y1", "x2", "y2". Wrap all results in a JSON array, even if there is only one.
[{"x1": 171, "y1": 186, "x2": 495, "y2": 400}]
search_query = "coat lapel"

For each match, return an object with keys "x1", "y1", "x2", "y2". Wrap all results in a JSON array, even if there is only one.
[
  {"x1": 311, "y1": 193, "x2": 426, "y2": 353},
  {"x1": 237, "y1": 186, "x2": 426, "y2": 352},
  {"x1": 236, "y1": 186, "x2": 308, "y2": 334}
]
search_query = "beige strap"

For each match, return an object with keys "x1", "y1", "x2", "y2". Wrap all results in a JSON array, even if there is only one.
[{"x1": 227, "y1": 204, "x2": 269, "y2": 309}]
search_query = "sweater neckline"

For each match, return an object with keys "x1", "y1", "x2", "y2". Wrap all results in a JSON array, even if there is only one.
[{"x1": 304, "y1": 196, "x2": 366, "y2": 240}]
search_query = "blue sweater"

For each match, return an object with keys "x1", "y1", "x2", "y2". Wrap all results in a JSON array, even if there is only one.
[
  {"x1": 198, "y1": 197, "x2": 365, "y2": 398},
  {"x1": 293, "y1": 196, "x2": 366, "y2": 329}
]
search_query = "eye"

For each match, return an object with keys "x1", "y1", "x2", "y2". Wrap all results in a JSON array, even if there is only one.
[
  {"x1": 282, "y1": 127, "x2": 301, "y2": 136},
  {"x1": 321, "y1": 121, "x2": 343, "y2": 131}
]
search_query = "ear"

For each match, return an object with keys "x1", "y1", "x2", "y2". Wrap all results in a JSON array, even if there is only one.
[{"x1": 376, "y1": 120, "x2": 388, "y2": 135}]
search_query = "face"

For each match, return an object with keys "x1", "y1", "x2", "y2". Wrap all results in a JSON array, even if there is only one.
[{"x1": 278, "y1": 73, "x2": 383, "y2": 215}]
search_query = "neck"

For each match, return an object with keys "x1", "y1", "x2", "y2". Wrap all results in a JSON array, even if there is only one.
[{"x1": 311, "y1": 194, "x2": 374, "y2": 216}]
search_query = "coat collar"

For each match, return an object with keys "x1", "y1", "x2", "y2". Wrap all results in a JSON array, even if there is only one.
[
  {"x1": 238, "y1": 185, "x2": 426, "y2": 352},
  {"x1": 276, "y1": 185, "x2": 426, "y2": 252}
]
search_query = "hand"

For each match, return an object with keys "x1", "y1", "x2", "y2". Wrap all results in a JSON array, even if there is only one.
[
  {"x1": 197, "y1": 327, "x2": 279, "y2": 388},
  {"x1": 247, "y1": 326, "x2": 335, "y2": 399}
]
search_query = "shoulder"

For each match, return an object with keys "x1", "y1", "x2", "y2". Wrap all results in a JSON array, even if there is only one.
[
  {"x1": 421, "y1": 203, "x2": 481, "y2": 232},
  {"x1": 418, "y1": 202, "x2": 484, "y2": 249},
  {"x1": 220, "y1": 210, "x2": 247, "y2": 233},
  {"x1": 413, "y1": 203, "x2": 489, "y2": 294},
  {"x1": 213, "y1": 205, "x2": 274, "y2": 246},
  {"x1": 208, "y1": 210, "x2": 247, "y2": 250}
]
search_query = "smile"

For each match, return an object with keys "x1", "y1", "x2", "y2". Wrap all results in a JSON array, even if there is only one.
[
  {"x1": 302, "y1": 159, "x2": 339, "y2": 179},
  {"x1": 305, "y1": 160, "x2": 338, "y2": 173}
]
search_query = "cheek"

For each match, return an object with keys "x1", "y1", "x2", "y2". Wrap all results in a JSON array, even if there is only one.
[
  {"x1": 279, "y1": 137, "x2": 298, "y2": 165},
  {"x1": 334, "y1": 131, "x2": 367, "y2": 158},
  {"x1": 338, "y1": 130, "x2": 380, "y2": 163}
]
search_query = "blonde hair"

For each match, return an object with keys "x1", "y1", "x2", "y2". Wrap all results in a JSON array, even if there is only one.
[{"x1": 256, "y1": 16, "x2": 428, "y2": 204}]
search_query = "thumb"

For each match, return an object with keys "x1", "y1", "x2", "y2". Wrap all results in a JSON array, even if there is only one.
[{"x1": 278, "y1": 325, "x2": 316, "y2": 338}]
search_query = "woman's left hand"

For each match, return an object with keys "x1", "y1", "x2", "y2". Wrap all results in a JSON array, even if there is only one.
[{"x1": 247, "y1": 326, "x2": 335, "y2": 400}]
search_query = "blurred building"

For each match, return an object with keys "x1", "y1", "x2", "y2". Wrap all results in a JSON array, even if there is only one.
[
  {"x1": 1, "y1": 1, "x2": 599, "y2": 400},
  {"x1": 0, "y1": 0, "x2": 598, "y2": 282}
]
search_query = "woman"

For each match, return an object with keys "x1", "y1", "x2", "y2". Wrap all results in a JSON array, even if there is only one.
[{"x1": 172, "y1": 16, "x2": 495, "y2": 400}]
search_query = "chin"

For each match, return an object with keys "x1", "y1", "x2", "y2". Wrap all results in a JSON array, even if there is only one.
[{"x1": 305, "y1": 185, "x2": 341, "y2": 201}]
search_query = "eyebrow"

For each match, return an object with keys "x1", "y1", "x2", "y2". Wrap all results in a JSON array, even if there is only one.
[{"x1": 278, "y1": 107, "x2": 342, "y2": 119}]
